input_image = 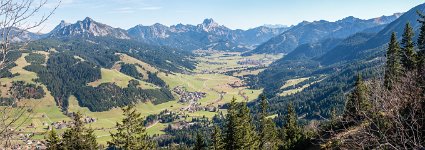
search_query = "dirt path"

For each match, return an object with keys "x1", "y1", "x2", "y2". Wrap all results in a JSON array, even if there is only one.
[{"x1": 146, "y1": 121, "x2": 159, "y2": 129}]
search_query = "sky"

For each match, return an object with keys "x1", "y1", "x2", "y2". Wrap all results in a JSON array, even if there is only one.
[{"x1": 32, "y1": 0, "x2": 425, "y2": 33}]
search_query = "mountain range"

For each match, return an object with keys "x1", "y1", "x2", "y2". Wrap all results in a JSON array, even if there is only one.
[
  {"x1": 38, "y1": 18, "x2": 288, "y2": 51},
  {"x1": 243, "y1": 13, "x2": 403, "y2": 55}
]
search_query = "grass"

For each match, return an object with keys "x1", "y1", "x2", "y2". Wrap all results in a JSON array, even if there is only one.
[
  {"x1": 280, "y1": 77, "x2": 310, "y2": 89},
  {"x1": 187, "y1": 111, "x2": 221, "y2": 118},
  {"x1": 115, "y1": 53, "x2": 159, "y2": 80},
  {"x1": 0, "y1": 53, "x2": 37, "y2": 84},
  {"x1": 279, "y1": 77, "x2": 326, "y2": 96},
  {"x1": 88, "y1": 68, "x2": 157, "y2": 89},
  {"x1": 195, "y1": 52, "x2": 283, "y2": 74}
]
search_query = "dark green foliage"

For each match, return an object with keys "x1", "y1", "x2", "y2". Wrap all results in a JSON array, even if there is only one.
[
  {"x1": 9, "y1": 81, "x2": 45, "y2": 100},
  {"x1": 108, "y1": 105, "x2": 156, "y2": 149},
  {"x1": 400, "y1": 22, "x2": 417, "y2": 71},
  {"x1": 75, "y1": 82, "x2": 174, "y2": 112},
  {"x1": 279, "y1": 104, "x2": 306, "y2": 150},
  {"x1": 224, "y1": 98, "x2": 238, "y2": 150},
  {"x1": 61, "y1": 113, "x2": 98, "y2": 149},
  {"x1": 25, "y1": 53, "x2": 46, "y2": 65},
  {"x1": 417, "y1": 11, "x2": 425, "y2": 83},
  {"x1": 193, "y1": 132, "x2": 207, "y2": 150},
  {"x1": 145, "y1": 88, "x2": 174, "y2": 105},
  {"x1": 159, "y1": 118, "x2": 212, "y2": 147},
  {"x1": 210, "y1": 125, "x2": 224, "y2": 150},
  {"x1": 343, "y1": 74, "x2": 369, "y2": 121},
  {"x1": 27, "y1": 53, "x2": 101, "y2": 109},
  {"x1": 259, "y1": 95, "x2": 278, "y2": 150},
  {"x1": 224, "y1": 98, "x2": 259, "y2": 150},
  {"x1": 27, "y1": 37, "x2": 195, "y2": 72},
  {"x1": 0, "y1": 97, "x2": 14, "y2": 106},
  {"x1": 0, "y1": 51, "x2": 21, "y2": 78},
  {"x1": 45, "y1": 129, "x2": 61, "y2": 150},
  {"x1": 120, "y1": 63, "x2": 143, "y2": 79},
  {"x1": 418, "y1": 11, "x2": 425, "y2": 54},
  {"x1": 147, "y1": 71, "x2": 167, "y2": 87},
  {"x1": 384, "y1": 32, "x2": 402, "y2": 90}
]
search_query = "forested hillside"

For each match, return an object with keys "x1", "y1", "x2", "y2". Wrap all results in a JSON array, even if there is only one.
[{"x1": 252, "y1": 3, "x2": 425, "y2": 120}]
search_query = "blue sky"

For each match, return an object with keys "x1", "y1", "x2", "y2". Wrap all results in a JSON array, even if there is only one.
[{"x1": 36, "y1": 0, "x2": 424, "y2": 33}]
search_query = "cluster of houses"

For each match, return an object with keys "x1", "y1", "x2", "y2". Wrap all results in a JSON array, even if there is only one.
[
  {"x1": 228, "y1": 80, "x2": 245, "y2": 88},
  {"x1": 49, "y1": 116, "x2": 97, "y2": 130},
  {"x1": 173, "y1": 86, "x2": 206, "y2": 103},
  {"x1": 237, "y1": 58, "x2": 266, "y2": 66},
  {"x1": 180, "y1": 103, "x2": 217, "y2": 113},
  {"x1": 204, "y1": 61, "x2": 227, "y2": 65}
]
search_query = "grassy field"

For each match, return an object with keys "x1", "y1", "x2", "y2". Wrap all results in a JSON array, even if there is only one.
[
  {"x1": 279, "y1": 77, "x2": 326, "y2": 96},
  {"x1": 195, "y1": 51, "x2": 283, "y2": 74},
  {"x1": 88, "y1": 68, "x2": 157, "y2": 89}
]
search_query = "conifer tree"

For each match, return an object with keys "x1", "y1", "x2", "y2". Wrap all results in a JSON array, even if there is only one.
[
  {"x1": 193, "y1": 132, "x2": 207, "y2": 150},
  {"x1": 108, "y1": 105, "x2": 156, "y2": 150},
  {"x1": 417, "y1": 11, "x2": 425, "y2": 86},
  {"x1": 259, "y1": 95, "x2": 278, "y2": 150},
  {"x1": 224, "y1": 97, "x2": 260, "y2": 150},
  {"x1": 384, "y1": 32, "x2": 402, "y2": 90},
  {"x1": 417, "y1": 11, "x2": 425, "y2": 55},
  {"x1": 61, "y1": 112, "x2": 98, "y2": 149},
  {"x1": 344, "y1": 74, "x2": 369, "y2": 120},
  {"x1": 279, "y1": 103, "x2": 304, "y2": 150},
  {"x1": 45, "y1": 129, "x2": 61, "y2": 150},
  {"x1": 210, "y1": 125, "x2": 224, "y2": 150},
  {"x1": 401, "y1": 22, "x2": 417, "y2": 71},
  {"x1": 236, "y1": 102, "x2": 260, "y2": 149},
  {"x1": 224, "y1": 98, "x2": 238, "y2": 150}
]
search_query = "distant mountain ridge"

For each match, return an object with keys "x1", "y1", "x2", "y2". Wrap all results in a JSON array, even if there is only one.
[
  {"x1": 244, "y1": 13, "x2": 403, "y2": 55},
  {"x1": 48, "y1": 17, "x2": 130, "y2": 39},
  {"x1": 127, "y1": 18, "x2": 290, "y2": 51},
  {"x1": 37, "y1": 17, "x2": 290, "y2": 52}
]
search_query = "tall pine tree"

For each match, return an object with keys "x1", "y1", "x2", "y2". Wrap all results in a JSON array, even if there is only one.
[
  {"x1": 224, "y1": 97, "x2": 259, "y2": 150},
  {"x1": 258, "y1": 95, "x2": 278, "y2": 150},
  {"x1": 108, "y1": 105, "x2": 156, "y2": 150},
  {"x1": 417, "y1": 11, "x2": 425, "y2": 55},
  {"x1": 193, "y1": 132, "x2": 207, "y2": 150},
  {"x1": 61, "y1": 112, "x2": 98, "y2": 149},
  {"x1": 224, "y1": 98, "x2": 238, "y2": 150},
  {"x1": 344, "y1": 74, "x2": 369, "y2": 121},
  {"x1": 384, "y1": 32, "x2": 402, "y2": 90},
  {"x1": 210, "y1": 125, "x2": 224, "y2": 150},
  {"x1": 279, "y1": 103, "x2": 304, "y2": 150},
  {"x1": 235, "y1": 102, "x2": 260, "y2": 149},
  {"x1": 45, "y1": 129, "x2": 61, "y2": 150},
  {"x1": 401, "y1": 22, "x2": 417, "y2": 71}
]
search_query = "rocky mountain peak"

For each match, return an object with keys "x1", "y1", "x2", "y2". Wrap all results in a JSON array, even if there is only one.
[
  {"x1": 200, "y1": 18, "x2": 220, "y2": 32},
  {"x1": 340, "y1": 16, "x2": 361, "y2": 22}
]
